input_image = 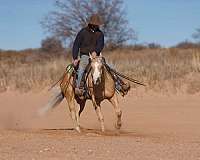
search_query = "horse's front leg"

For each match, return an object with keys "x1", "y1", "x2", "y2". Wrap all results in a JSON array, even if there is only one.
[
  {"x1": 96, "y1": 105, "x2": 105, "y2": 132},
  {"x1": 61, "y1": 74, "x2": 81, "y2": 133},
  {"x1": 109, "y1": 93, "x2": 122, "y2": 129},
  {"x1": 67, "y1": 99, "x2": 81, "y2": 133},
  {"x1": 65, "y1": 88, "x2": 81, "y2": 133},
  {"x1": 91, "y1": 96, "x2": 105, "y2": 132}
]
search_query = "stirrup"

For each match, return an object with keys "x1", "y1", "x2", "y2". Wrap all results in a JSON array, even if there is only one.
[
  {"x1": 121, "y1": 83, "x2": 130, "y2": 91},
  {"x1": 115, "y1": 83, "x2": 130, "y2": 97},
  {"x1": 75, "y1": 88, "x2": 84, "y2": 96}
]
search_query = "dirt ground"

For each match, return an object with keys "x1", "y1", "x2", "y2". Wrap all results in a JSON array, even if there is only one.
[{"x1": 0, "y1": 89, "x2": 200, "y2": 160}]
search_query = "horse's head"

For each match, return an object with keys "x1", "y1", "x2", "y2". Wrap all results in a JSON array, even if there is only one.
[{"x1": 89, "y1": 53, "x2": 104, "y2": 85}]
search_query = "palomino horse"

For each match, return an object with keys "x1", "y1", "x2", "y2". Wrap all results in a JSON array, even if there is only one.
[{"x1": 40, "y1": 54, "x2": 122, "y2": 133}]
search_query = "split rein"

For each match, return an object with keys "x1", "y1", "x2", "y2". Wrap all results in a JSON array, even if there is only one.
[
  {"x1": 101, "y1": 57, "x2": 146, "y2": 86},
  {"x1": 103, "y1": 63, "x2": 146, "y2": 86}
]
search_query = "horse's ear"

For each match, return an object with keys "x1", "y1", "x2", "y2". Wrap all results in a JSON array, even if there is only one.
[
  {"x1": 99, "y1": 52, "x2": 103, "y2": 57},
  {"x1": 89, "y1": 52, "x2": 93, "y2": 59}
]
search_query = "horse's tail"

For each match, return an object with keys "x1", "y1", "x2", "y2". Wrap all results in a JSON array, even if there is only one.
[{"x1": 38, "y1": 87, "x2": 64, "y2": 116}]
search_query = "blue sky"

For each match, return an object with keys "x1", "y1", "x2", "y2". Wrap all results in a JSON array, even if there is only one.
[{"x1": 0, "y1": 0, "x2": 200, "y2": 50}]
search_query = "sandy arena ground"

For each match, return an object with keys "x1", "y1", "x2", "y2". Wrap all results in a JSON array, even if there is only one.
[{"x1": 0, "y1": 89, "x2": 200, "y2": 160}]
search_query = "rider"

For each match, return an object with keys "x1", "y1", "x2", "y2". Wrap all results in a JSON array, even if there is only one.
[{"x1": 72, "y1": 14, "x2": 130, "y2": 96}]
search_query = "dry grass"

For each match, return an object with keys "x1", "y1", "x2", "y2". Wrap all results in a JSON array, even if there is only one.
[
  {"x1": 105, "y1": 48, "x2": 200, "y2": 94},
  {"x1": 0, "y1": 48, "x2": 200, "y2": 94},
  {"x1": 0, "y1": 51, "x2": 69, "y2": 92}
]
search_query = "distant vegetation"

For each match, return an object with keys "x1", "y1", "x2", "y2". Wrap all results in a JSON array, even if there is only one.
[
  {"x1": 174, "y1": 41, "x2": 200, "y2": 49},
  {"x1": 192, "y1": 28, "x2": 200, "y2": 43},
  {"x1": 0, "y1": 46, "x2": 200, "y2": 94},
  {"x1": 41, "y1": 36, "x2": 64, "y2": 54}
]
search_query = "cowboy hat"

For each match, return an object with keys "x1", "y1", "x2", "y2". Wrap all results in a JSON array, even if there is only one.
[{"x1": 88, "y1": 14, "x2": 103, "y2": 26}]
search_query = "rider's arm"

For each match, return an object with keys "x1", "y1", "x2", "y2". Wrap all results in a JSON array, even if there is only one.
[
  {"x1": 72, "y1": 29, "x2": 83, "y2": 60},
  {"x1": 95, "y1": 32, "x2": 104, "y2": 56}
]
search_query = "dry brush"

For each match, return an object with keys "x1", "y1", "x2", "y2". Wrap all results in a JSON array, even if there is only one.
[{"x1": 0, "y1": 48, "x2": 200, "y2": 94}]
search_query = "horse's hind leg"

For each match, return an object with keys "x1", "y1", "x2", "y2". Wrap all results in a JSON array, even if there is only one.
[
  {"x1": 78, "y1": 100, "x2": 86, "y2": 117},
  {"x1": 77, "y1": 100, "x2": 86, "y2": 129},
  {"x1": 61, "y1": 74, "x2": 80, "y2": 133},
  {"x1": 109, "y1": 93, "x2": 122, "y2": 129}
]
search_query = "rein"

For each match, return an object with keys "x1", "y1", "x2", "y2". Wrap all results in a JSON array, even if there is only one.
[{"x1": 103, "y1": 61, "x2": 146, "y2": 86}]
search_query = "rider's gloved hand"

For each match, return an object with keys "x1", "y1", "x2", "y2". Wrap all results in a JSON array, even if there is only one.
[{"x1": 73, "y1": 59, "x2": 79, "y2": 66}]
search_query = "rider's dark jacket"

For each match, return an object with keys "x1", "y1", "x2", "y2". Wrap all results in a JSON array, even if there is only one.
[{"x1": 72, "y1": 26, "x2": 104, "y2": 60}]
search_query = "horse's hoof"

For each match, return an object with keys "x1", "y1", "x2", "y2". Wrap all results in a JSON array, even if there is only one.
[
  {"x1": 75, "y1": 127, "x2": 81, "y2": 133},
  {"x1": 101, "y1": 127, "x2": 105, "y2": 132},
  {"x1": 115, "y1": 122, "x2": 122, "y2": 129}
]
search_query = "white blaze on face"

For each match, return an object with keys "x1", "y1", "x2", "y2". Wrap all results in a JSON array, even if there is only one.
[{"x1": 93, "y1": 62, "x2": 101, "y2": 84}]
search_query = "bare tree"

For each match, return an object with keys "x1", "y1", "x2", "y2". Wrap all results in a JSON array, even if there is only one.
[
  {"x1": 192, "y1": 28, "x2": 200, "y2": 43},
  {"x1": 41, "y1": 0, "x2": 136, "y2": 47},
  {"x1": 41, "y1": 36, "x2": 64, "y2": 53}
]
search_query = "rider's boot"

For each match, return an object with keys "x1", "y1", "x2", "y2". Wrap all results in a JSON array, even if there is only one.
[
  {"x1": 75, "y1": 71, "x2": 88, "y2": 100},
  {"x1": 75, "y1": 80, "x2": 85, "y2": 98}
]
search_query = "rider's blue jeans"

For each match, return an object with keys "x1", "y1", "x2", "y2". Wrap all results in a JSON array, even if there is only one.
[{"x1": 76, "y1": 55, "x2": 90, "y2": 88}]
